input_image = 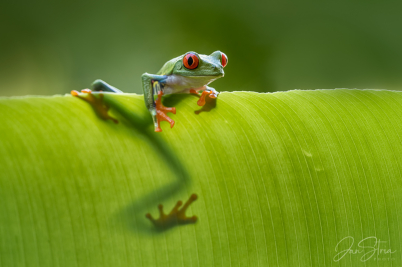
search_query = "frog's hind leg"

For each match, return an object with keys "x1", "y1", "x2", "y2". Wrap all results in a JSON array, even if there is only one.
[
  {"x1": 92, "y1": 79, "x2": 123, "y2": 93},
  {"x1": 71, "y1": 88, "x2": 118, "y2": 123}
]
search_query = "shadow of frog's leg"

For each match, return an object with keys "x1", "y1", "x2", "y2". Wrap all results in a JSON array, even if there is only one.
[
  {"x1": 92, "y1": 79, "x2": 123, "y2": 93},
  {"x1": 71, "y1": 89, "x2": 118, "y2": 123},
  {"x1": 146, "y1": 194, "x2": 198, "y2": 229}
]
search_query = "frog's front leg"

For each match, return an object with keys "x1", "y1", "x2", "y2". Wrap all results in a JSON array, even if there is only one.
[
  {"x1": 190, "y1": 86, "x2": 219, "y2": 106},
  {"x1": 142, "y1": 73, "x2": 176, "y2": 132}
]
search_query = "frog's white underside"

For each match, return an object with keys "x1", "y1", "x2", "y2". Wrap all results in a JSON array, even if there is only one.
[{"x1": 164, "y1": 74, "x2": 222, "y2": 94}]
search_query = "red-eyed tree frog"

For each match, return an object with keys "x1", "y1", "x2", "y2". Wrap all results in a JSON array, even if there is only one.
[{"x1": 71, "y1": 51, "x2": 228, "y2": 132}]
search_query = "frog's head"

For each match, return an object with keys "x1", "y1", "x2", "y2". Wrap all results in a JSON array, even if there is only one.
[{"x1": 173, "y1": 51, "x2": 228, "y2": 77}]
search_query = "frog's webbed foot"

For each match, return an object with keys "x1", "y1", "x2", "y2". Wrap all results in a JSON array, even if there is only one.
[
  {"x1": 190, "y1": 87, "x2": 219, "y2": 106},
  {"x1": 146, "y1": 194, "x2": 198, "y2": 230},
  {"x1": 71, "y1": 89, "x2": 118, "y2": 123},
  {"x1": 154, "y1": 90, "x2": 176, "y2": 132}
]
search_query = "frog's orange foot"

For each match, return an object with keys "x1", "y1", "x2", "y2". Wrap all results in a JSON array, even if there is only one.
[
  {"x1": 71, "y1": 90, "x2": 80, "y2": 96},
  {"x1": 154, "y1": 91, "x2": 176, "y2": 132},
  {"x1": 197, "y1": 90, "x2": 217, "y2": 106},
  {"x1": 146, "y1": 194, "x2": 198, "y2": 229},
  {"x1": 70, "y1": 89, "x2": 118, "y2": 123}
]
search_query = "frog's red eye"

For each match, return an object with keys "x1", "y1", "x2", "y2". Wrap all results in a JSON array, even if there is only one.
[
  {"x1": 221, "y1": 53, "x2": 228, "y2": 68},
  {"x1": 183, "y1": 53, "x2": 199, "y2": 69}
]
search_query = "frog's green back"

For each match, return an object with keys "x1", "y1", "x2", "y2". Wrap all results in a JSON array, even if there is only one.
[{"x1": 156, "y1": 55, "x2": 183, "y2": 76}]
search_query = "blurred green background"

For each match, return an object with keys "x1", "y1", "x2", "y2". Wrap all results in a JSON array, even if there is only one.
[{"x1": 1, "y1": 0, "x2": 402, "y2": 97}]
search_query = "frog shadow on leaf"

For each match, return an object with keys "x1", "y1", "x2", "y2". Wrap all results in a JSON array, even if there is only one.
[{"x1": 82, "y1": 92, "x2": 198, "y2": 235}]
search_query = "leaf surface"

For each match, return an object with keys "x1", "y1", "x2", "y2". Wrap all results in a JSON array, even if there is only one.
[{"x1": 1, "y1": 89, "x2": 401, "y2": 266}]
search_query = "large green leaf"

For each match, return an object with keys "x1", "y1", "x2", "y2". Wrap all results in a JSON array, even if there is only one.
[{"x1": 1, "y1": 89, "x2": 401, "y2": 266}]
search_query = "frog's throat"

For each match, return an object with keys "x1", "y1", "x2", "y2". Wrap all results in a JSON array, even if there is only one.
[{"x1": 166, "y1": 74, "x2": 222, "y2": 87}]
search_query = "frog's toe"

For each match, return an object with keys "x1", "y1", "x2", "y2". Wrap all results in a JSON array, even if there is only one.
[
  {"x1": 81, "y1": 89, "x2": 92, "y2": 94},
  {"x1": 71, "y1": 90, "x2": 79, "y2": 96},
  {"x1": 209, "y1": 93, "x2": 217, "y2": 99},
  {"x1": 190, "y1": 89, "x2": 199, "y2": 95},
  {"x1": 154, "y1": 91, "x2": 176, "y2": 132},
  {"x1": 197, "y1": 90, "x2": 214, "y2": 106},
  {"x1": 157, "y1": 110, "x2": 175, "y2": 128}
]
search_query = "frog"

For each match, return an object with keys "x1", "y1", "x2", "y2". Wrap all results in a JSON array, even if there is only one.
[
  {"x1": 71, "y1": 51, "x2": 228, "y2": 132},
  {"x1": 70, "y1": 52, "x2": 225, "y2": 229}
]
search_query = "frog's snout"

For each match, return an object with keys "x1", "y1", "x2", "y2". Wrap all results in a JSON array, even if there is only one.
[{"x1": 212, "y1": 64, "x2": 225, "y2": 76}]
